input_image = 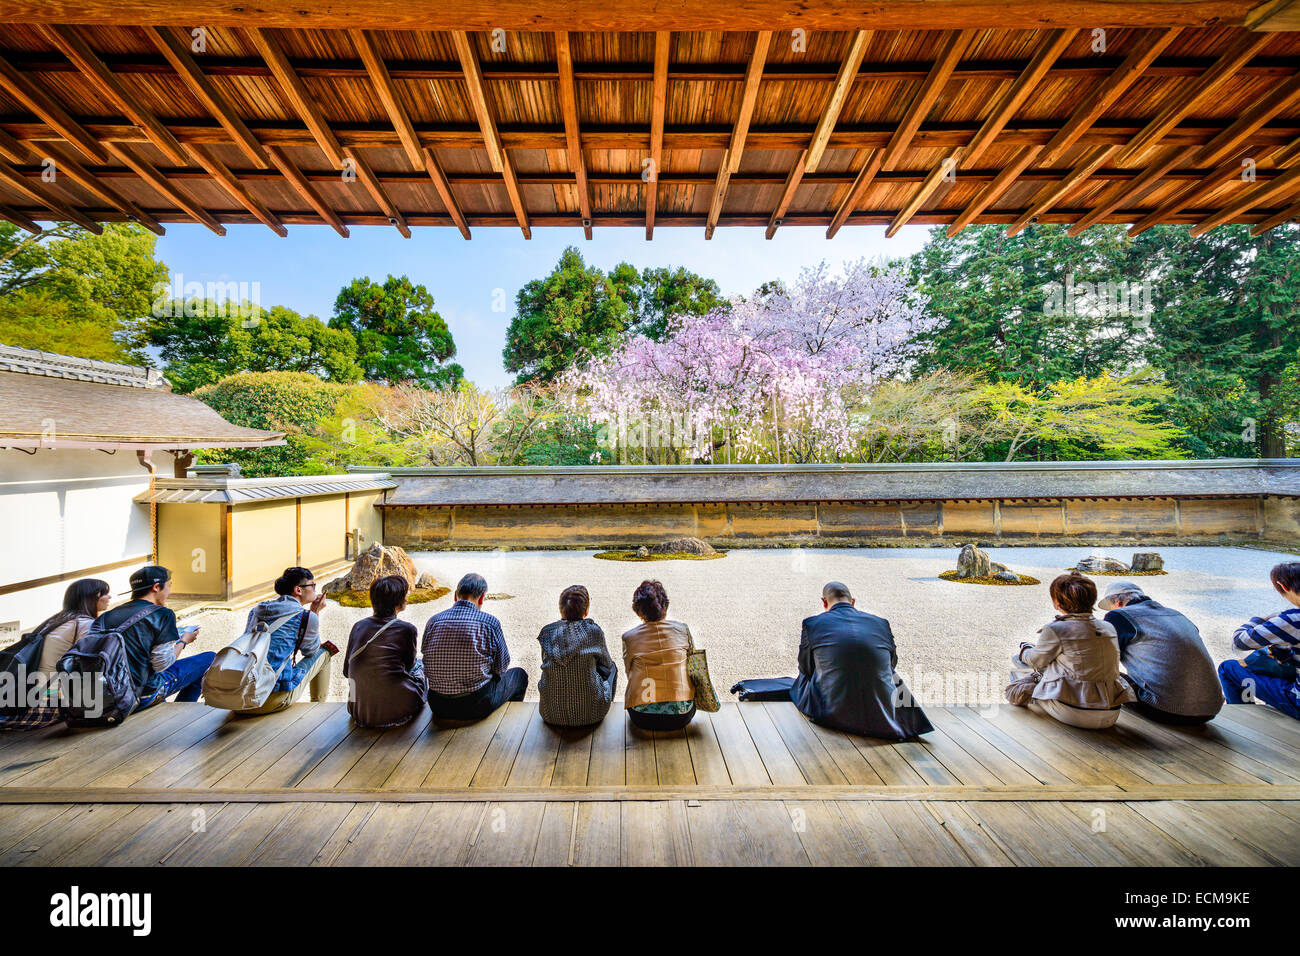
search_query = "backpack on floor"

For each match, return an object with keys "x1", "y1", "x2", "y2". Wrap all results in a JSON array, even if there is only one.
[
  {"x1": 56, "y1": 604, "x2": 161, "y2": 728},
  {"x1": 202, "y1": 610, "x2": 306, "y2": 711}
]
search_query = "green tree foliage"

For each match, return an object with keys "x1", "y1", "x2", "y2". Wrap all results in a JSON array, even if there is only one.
[
  {"x1": 503, "y1": 247, "x2": 635, "y2": 384},
  {"x1": 908, "y1": 224, "x2": 1142, "y2": 388},
  {"x1": 330, "y1": 275, "x2": 462, "y2": 387},
  {"x1": 626, "y1": 265, "x2": 727, "y2": 341},
  {"x1": 502, "y1": 247, "x2": 725, "y2": 384},
  {"x1": 147, "y1": 301, "x2": 362, "y2": 393},
  {"x1": 192, "y1": 371, "x2": 355, "y2": 477},
  {"x1": 1132, "y1": 224, "x2": 1300, "y2": 458},
  {"x1": 0, "y1": 222, "x2": 167, "y2": 362}
]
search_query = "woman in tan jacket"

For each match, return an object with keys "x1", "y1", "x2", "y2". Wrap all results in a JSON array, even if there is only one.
[
  {"x1": 1005, "y1": 572, "x2": 1136, "y2": 729},
  {"x1": 621, "y1": 580, "x2": 696, "y2": 731}
]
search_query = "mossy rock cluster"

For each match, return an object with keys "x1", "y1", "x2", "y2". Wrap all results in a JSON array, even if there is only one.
[
  {"x1": 331, "y1": 585, "x2": 450, "y2": 608},
  {"x1": 939, "y1": 570, "x2": 1040, "y2": 586},
  {"x1": 1076, "y1": 569, "x2": 1169, "y2": 576},
  {"x1": 594, "y1": 550, "x2": 727, "y2": 562}
]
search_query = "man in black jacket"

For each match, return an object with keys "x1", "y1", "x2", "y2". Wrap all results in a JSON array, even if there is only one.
[{"x1": 791, "y1": 581, "x2": 933, "y2": 740}]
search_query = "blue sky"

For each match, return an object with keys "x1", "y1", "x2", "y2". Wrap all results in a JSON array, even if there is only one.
[{"x1": 155, "y1": 222, "x2": 933, "y2": 389}]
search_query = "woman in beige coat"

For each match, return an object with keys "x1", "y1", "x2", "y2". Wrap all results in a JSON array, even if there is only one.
[
  {"x1": 1006, "y1": 572, "x2": 1136, "y2": 729},
  {"x1": 621, "y1": 580, "x2": 696, "y2": 732}
]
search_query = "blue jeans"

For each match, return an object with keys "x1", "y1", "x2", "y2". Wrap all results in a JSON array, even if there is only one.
[
  {"x1": 138, "y1": 651, "x2": 216, "y2": 710},
  {"x1": 1218, "y1": 660, "x2": 1300, "y2": 720}
]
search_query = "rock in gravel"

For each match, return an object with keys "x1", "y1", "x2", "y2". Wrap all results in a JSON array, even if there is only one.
[
  {"x1": 648, "y1": 537, "x2": 717, "y2": 555},
  {"x1": 325, "y1": 542, "x2": 420, "y2": 592},
  {"x1": 1074, "y1": 554, "x2": 1130, "y2": 573},
  {"x1": 1130, "y1": 552, "x2": 1164, "y2": 572},
  {"x1": 994, "y1": 570, "x2": 1021, "y2": 583},
  {"x1": 957, "y1": 543, "x2": 991, "y2": 579},
  {"x1": 635, "y1": 546, "x2": 650, "y2": 558}
]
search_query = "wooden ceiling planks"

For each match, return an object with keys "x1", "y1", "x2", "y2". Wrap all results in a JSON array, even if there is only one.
[{"x1": 0, "y1": 22, "x2": 1297, "y2": 236}]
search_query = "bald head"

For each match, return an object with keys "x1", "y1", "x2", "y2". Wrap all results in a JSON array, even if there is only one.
[{"x1": 822, "y1": 581, "x2": 853, "y2": 605}]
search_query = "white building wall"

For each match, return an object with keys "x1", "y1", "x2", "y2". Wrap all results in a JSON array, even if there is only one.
[{"x1": 0, "y1": 448, "x2": 175, "y2": 634}]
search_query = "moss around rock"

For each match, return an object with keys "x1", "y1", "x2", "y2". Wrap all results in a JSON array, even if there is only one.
[
  {"x1": 594, "y1": 550, "x2": 726, "y2": 562},
  {"x1": 331, "y1": 585, "x2": 450, "y2": 608},
  {"x1": 939, "y1": 570, "x2": 1040, "y2": 586},
  {"x1": 1075, "y1": 569, "x2": 1169, "y2": 576}
]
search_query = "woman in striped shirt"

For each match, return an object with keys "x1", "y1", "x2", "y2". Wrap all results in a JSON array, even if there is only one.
[{"x1": 536, "y1": 585, "x2": 618, "y2": 727}]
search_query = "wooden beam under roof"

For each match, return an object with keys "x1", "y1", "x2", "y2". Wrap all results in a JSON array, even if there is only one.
[
  {"x1": 950, "y1": 26, "x2": 1180, "y2": 236},
  {"x1": 452, "y1": 30, "x2": 529, "y2": 238},
  {"x1": 765, "y1": 148, "x2": 807, "y2": 239},
  {"x1": 351, "y1": 29, "x2": 422, "y2": 169},
  {"x1": 146, "y1": 26, "x2": 269, "y2": 169},
  {"x1": 887, "y1": 28, "x2": 1075, "y2": 237},
  {"x1": 42, "y1": 25, "x2": 187, "y2": 166},
  {"x1": 0, "y1": 157, "x2": 102, "y2": 232},
  {"x1": 804, "y1": 30, "x2": 871, "y2": 174},
  {"x1": 706, "y1": 30, "x2": 770, "y2": 240},
  {"x1": 1006, "y1": 144, "x2": 1117, "y2": 234},
  {"x1": 880, "y1": 29, "x2": 976, "y2": 172},
  {"x1": 554, "y1": 31, "x2": 592, "y2": 240},
  {"x1": 0, "y1": 205, "x2": 41, "y2": 233},
  {"x1": 421, "y1": 147, "x2": 471, "y2": 239},
  {"x1": 1191, "y1": 150, "x2": 1300, "y2": 236},
  {"x1": 0, "y1": 55, "x2": 107, "y2": 163},
  {"x1": 768, "y1": 30, "x2": 870, "y2": 239},
  {"x1": 1250, "y1": 195, "x2": 1300, "y2": 235},
  {"x1": 1061, "y1": 30, "x2": 1274, "y2": 235},
  {"x1": 35, "y1": 142, "x2": 165, "y2": 235},
  {"x1": 1127, "y1": 68, "x2": 1300, "y2": 234},
  {"x1": 342, "y1": 146, "x2": 411, "y2": 238},
  {"x1": 184, "y1": 142, "x2": 287, "y2": 236},
  {"x1": 826, "y1": 148, "x2": 884, "y2": 238},
  {"x1": 104, "y1": 142, "x2": 226, "y2": 235},
  {"x1": 246, "y1": 27, "x2": 345, "y2": 169},
  {"x1": 0, "y1": 0, "x2": 1266, "y2": 31},
  {"x1": 264, "y1": 145, "x2": 348, "y2": 237},
  {"x1": 646, "y1": 30, "x2": 669, "y2": 240}
]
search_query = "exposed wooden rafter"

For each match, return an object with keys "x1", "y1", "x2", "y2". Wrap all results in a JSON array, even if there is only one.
[
  {"x1": 826, "y1": 148, "x2": 885, "y2": 239},
  {"x1": 1191, "y1": 147, "x2": 1300, "y2": 236},
  {"x1": 646, "y1": 31, "x2": 670, "y2": 240},
  {"x1": 104, "y1": 142, "x2": 226, "y2": 235},
  {"x1": 146, "y1": 26, "x2": 270, "y2": 169},
  {"x1": 706, "y1": 31, "x2": 771, "y2": 240},
  {"x1": 42, "y1": 25, "x2": 187, "y2": 165},
  {"x1": 0, "y1": 157, "x2": 102, "y2": 232},
  {"x1": 264, "y1": 145, "x2": 349, "y2": 237},
  {"x1": 950, "y1": 26, "x2": 1181, "y2": 236},
  {"x1": 554, "y1": 31, "x2": 592, "y2": 240},
  {"x1": 246, "y1": 27, "x2": 346, "y2": 168},
  {"x1": 887, "y1": 28, "x2": 1075, "y2": 236},
  {"x1": 452, "y1": 30, "x2": 529, "y2": 238},
  {"x1": 184, "y1": 142, "x2": 287, "y2": 236},
  {"x1": 342, "y1": 146, "x2": 411, "y2": 238},
  {"x1": 0, "y1": 55, "x2": 107, "y2": 163}
]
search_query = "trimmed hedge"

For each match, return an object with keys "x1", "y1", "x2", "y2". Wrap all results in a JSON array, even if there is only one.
[{"x1": 192, "y1": 371, "x2": 353, "y2": 477}]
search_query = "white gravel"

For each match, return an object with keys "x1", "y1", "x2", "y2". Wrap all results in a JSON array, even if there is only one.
[{"x1": 178, "y1": 545, "x2": 1296, "y2": 706}]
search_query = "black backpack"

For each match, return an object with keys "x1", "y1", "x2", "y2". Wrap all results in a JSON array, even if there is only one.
[
  {"x1": 0, "y1": 623, "x2": 52, "y2": 717},
  {"x1": 56, "y1": 604, "x2": 161, "y2": 728}
]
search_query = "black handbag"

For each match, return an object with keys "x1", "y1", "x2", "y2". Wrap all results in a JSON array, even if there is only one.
[{"x1": 729, "y1": 677, "x2": 795, "y2": 701}]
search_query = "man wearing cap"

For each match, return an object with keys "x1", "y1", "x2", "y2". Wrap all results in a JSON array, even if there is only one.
[
  {"x1": 1099, "y1": 581, "x2": 1223, "y2": 725},
  {"x1": 96, "y1": 566, "x2": 215, "y2": 709}
]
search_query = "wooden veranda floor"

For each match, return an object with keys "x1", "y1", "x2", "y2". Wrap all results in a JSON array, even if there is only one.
[{"x1": 0, "y1": 700, "x2": 1297, "y2": 866}]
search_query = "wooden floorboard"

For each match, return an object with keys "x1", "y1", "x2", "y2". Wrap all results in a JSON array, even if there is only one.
[{"x1": 0, "y1": 700, "x2": 1296, "y2": 866}]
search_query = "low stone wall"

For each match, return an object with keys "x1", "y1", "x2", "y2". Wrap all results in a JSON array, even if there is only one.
[{"x1": 361, "y1": 461, "x2": 1300, "y2": 551}]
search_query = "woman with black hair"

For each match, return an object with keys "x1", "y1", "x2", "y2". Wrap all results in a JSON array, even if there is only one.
[
  {"x1": 343, "y1": 575, "x2": 427, "y2": 728},
  {"x1": 537, "y1": 585, "x2": 617, "y2": 727},
  {"x1": 34, "y1": 578, "x2": 112, "y2": 674}
]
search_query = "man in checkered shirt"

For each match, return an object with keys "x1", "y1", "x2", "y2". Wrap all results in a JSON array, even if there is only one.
[{"x1": 422, "y1": 572, "x2": 529, "y2": 721}]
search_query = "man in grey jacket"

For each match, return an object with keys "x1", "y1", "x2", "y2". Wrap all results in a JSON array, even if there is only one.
[{"x1": 1099, "y1": 581, "x2": 1223, "y2": 725}]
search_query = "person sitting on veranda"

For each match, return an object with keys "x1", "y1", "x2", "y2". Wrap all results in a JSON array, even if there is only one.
[
  {"x1": 790, "y1": 581, "x2": 933, "y2": 741},
  {"x1": 422, "y1": 572, "x2": 528, "y2": 722},
  {"x1": 234, "y1": 567, "x2": 337, "y2": 716},
  {"x1": 1098, "y1": 581, "x2": 1223, "y2": 726},
  {"x1": 622, "y1": 580, "x2": 696, "y2": 732},
  {"x1": 537, "y1": 584, "x2": 617, "y2": 727},
  {"x1": 1005, "y1": 572, "x2": 1136, "y2": 730},
  {"x1": 101, "y1": 566, "x2": 214, "y2": 711},
  {"x1": 343, "y1": 575, "x2": 426, "y2": 729},
  {"x1": 0, "y1": 578, "x2": 113, "y2": 729},
  {"x1": 1217, "y1": 561, "x2": 1300, "y2": 721}
]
